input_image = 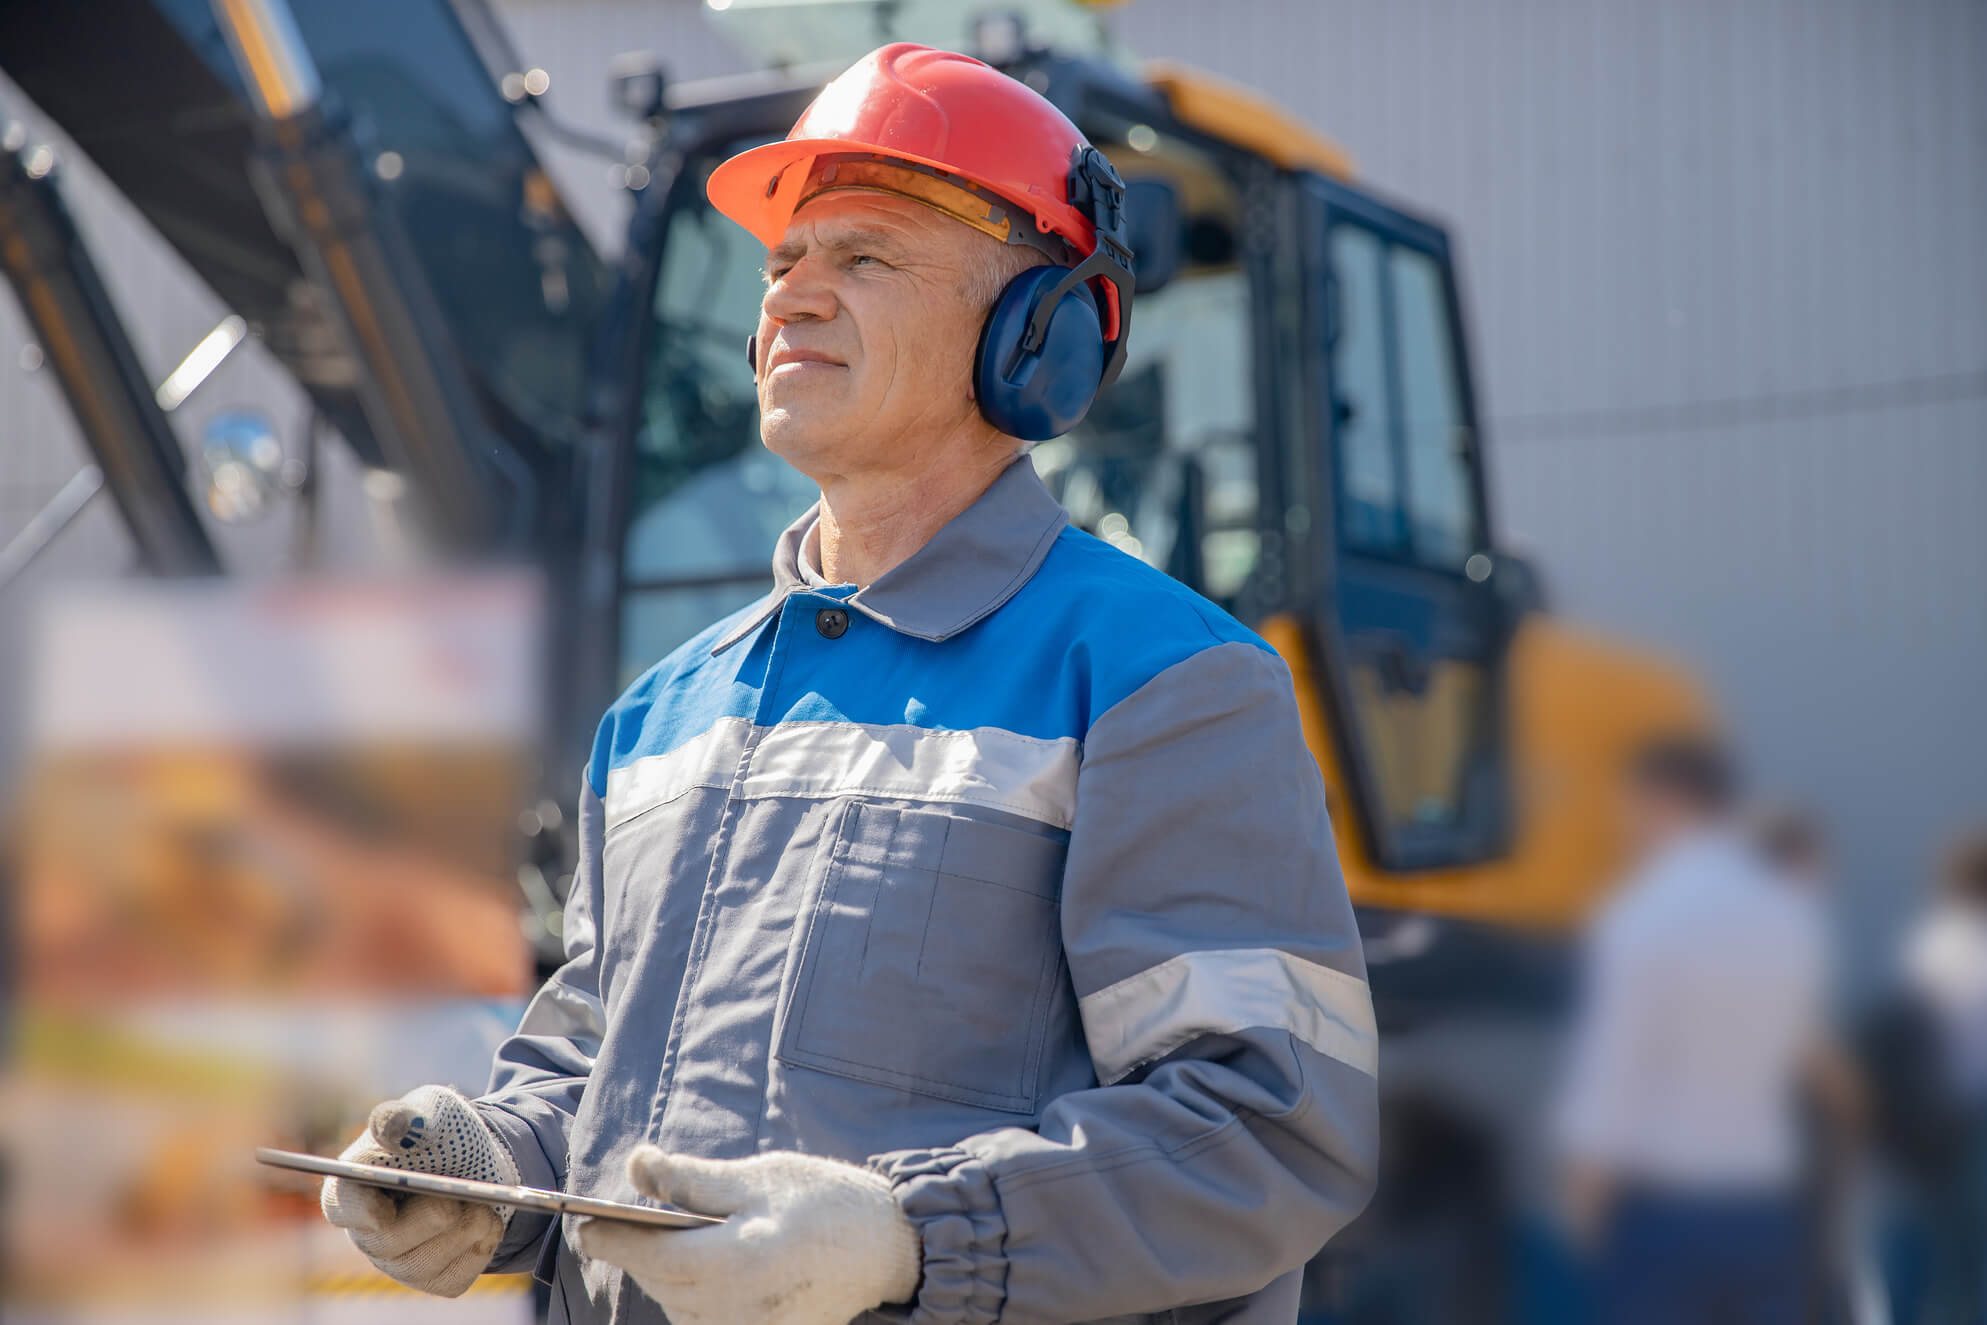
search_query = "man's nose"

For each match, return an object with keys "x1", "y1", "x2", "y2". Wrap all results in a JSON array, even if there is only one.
[{"x1": 761, "y1": 258, "x2": 836, "y2": 326}]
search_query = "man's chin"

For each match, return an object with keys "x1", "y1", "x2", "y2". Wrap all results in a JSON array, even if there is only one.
[
  {"x1": 759, "y1": 410, "x2": 850, "y2": 473},
  {"x1": 761, "y1": 378, "x2": 845, "y2": 421}
]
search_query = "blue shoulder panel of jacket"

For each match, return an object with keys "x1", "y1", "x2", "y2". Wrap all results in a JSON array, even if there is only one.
[{"x1": 585, "y1": 527, "x2": 1275, "y2": 799}]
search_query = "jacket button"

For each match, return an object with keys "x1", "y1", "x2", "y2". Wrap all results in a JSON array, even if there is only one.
[{"x1": 815, "y1": 607, "x2": 849, "y2": 639}]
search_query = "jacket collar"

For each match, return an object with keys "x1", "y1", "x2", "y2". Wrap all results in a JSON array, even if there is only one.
[{"x1": 712, "y1": 456, "x2": 1068, "y2": 655}]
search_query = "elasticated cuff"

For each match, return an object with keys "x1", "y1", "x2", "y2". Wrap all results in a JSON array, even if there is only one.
[
  {"x1": 474, "y1": 1100, "x2": 559, "y2": 1274},
  {"x1": 868, "y1": 1147, "x2": 1008, "y2": 1325}
]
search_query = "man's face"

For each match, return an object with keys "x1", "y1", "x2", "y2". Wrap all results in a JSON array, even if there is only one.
[
  {"x1": 754, "y1": 192, "x2": 991, "y2": 480},
  {"x1": 1622, "y1": 781, "x2": 1703, "y2": 860}
]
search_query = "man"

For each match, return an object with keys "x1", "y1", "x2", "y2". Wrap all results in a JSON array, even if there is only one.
[
  {"x1": 1553, "y1": 736, "x2": 1829, "y2": 1325},
  {"x1": 321, "y1": 44, "x2": 1377, "y2": 1324}
]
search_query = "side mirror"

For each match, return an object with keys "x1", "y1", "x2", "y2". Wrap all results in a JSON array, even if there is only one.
[
  {"x1": 1488, "y1": 550, "x2": 1548, "y2": 629},
  {"x1": 1123, "y1": 178, "x2": 1181, "y2": 295}
]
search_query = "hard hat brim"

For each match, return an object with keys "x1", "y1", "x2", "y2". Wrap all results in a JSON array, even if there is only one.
[{"x1": 708, "y1": 137, "x2": 1073, "y2": 254}]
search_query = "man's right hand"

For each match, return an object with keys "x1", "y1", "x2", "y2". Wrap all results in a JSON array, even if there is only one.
[{"x1": 320, "y1": 1084, "x2": 520, "y2": 1297}]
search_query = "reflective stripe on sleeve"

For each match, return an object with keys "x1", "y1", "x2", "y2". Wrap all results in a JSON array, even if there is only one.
[{"x1": 1079, "y1": 947, "x2": 1379, "y2": 1084}]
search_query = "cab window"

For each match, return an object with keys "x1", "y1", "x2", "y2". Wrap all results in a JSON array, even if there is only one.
[
  {"x1": 1329, "y1": 226, "x2": 1401, "y2": 556},
  {"x1": 1328, "y1": 223, "x2": 1480, "y2": 572},
  {"x1": 1392, "y1": 246, "x2": 1476, "y2": 570},
  {"x1": 618, "y1": 149, "x2": 817, "y2": 688},
  {"x1": 1317, "y1": 191, "x2": 1506, "y2": 870}
]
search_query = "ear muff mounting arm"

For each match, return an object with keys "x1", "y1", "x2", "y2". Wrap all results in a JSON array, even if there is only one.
[
  {"x1": 1031, "y1": 145, "x2": 1134, "y2": 390},
  {"x1": 1017, "y1": 245, "x2": 1134, "y2": 389}
]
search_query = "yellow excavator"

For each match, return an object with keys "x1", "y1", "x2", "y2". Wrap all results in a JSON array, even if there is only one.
[{"x1": 0, "y1": 0, "x2": 1711, "y2": 1316}]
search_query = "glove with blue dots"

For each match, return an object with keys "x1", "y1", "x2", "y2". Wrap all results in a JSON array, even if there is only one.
[{"x1": 320, "y1": 1084, "x2": 520, "y2": 1297}]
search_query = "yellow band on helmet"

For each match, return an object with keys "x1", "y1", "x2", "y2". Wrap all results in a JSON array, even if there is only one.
[{"x1": 796, "y1": 154, "x2": 1072, "y2": 261}]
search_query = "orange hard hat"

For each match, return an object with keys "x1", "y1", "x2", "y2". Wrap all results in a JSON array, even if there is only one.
[{"x1": 707, "y1": 43, "x2": 1131, "y2": 343}]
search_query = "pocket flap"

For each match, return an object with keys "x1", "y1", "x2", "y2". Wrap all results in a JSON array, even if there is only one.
[{"x1": 939, "y1": 816, "x2": 1069, "y2": 899}]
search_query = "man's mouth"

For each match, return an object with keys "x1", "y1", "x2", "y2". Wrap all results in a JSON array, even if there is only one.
[{"x1": 766, "y1": 347, "x2": 846, "y2": 375}]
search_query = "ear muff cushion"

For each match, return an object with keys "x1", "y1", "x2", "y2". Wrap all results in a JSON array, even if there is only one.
[{"x1": 974, "y1": 266, "x2": 1105, "y2": 442}]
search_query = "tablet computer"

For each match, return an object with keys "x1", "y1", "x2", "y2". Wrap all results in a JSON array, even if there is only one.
[{"x1": 256, "y1": 1147, "x2": 722, "y2": 1230}]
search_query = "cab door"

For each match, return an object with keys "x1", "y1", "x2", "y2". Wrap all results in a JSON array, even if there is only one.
[{"x1": 1301, "y1": 177, "x2": 1511, "y2": 872}]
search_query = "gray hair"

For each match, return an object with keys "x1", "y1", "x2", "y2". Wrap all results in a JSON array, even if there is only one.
[{"x1": 963, "y1": 233, "x2": 1053, "y2": 315}]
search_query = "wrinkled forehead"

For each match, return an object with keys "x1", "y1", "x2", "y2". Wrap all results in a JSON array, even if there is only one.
[{"x1": 770, "y1": 190, "x2": 970, "y2": 266}]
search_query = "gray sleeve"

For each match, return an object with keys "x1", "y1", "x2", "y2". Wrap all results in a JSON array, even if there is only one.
[
  {"x1": 871, "y1": 640, "x2": 1380, "y2": 1324},
  {"x1": 476, "y1": 776, "x2": 608, "y2": 1270}
]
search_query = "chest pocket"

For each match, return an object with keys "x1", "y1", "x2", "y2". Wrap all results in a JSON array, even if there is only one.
[{"x1": 778, "y1": 801, "x2": 1069, "y2": 1113}]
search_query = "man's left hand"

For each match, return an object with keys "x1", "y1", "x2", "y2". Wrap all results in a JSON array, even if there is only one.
[{"x1": 574, "y1": 1147, "x2": 922, "y2": 1324}]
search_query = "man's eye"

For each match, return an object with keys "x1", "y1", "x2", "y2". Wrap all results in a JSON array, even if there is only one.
[{"x1": 850, "y1": 254, "x2": 879, "y2": 267}]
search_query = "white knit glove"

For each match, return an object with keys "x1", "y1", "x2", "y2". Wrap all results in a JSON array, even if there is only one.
[
  {"x1": 319, "y1": 1084, "x2": 519, "y2": 1297},
  {"x1": 574, "y1": 1147, "x2": 922, "y2": 1325}
]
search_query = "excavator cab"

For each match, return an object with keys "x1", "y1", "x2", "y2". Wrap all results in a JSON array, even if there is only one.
[{"x1": 599, "y1": 55, "x2": 1515, "y2": 888}]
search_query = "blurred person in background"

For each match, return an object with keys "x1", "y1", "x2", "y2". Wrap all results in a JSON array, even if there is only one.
[
  {"x1": 1867, "y1": 830, "x2": 1987, "y2": 1324},
  {"x1": 1755, "y1": 806, "x2": 1883, "y2": 1325},
  {"x1": 1755, "y1": 808, "x2": 1865, "y2": 1137},
  {"x1": 311, "y1": 44, "x2": 1378, "y2": 1325},
  {"x1": 1759, "y1": 805, "x2": 1832, "y2": 893},
  {"x1": 1552, "y1": 736, "x2": 1831, "y2": 1325},
  {"x1": 1904, "y1": 832, "x2": 1987, "y2": 1137}
]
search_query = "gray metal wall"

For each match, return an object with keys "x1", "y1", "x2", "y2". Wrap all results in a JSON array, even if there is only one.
[
  {"x1": 3, "y1": 0, "x2": 1982, "y2": 967},
  {"x1": 1114, "y1": 0, "x2": 1987, "y2": 962}
]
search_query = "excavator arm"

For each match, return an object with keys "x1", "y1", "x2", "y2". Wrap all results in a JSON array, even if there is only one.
[
  {"x1": 0, "y1": 110, "x2": 219, "y2": 575},
  {"x1": 0, "y1": 0, "x2": 609, "y2": 558}
]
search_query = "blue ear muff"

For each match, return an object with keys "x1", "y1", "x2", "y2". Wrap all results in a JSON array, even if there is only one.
[{"x1": 974, "y1": 266, "x2": 1105, "y2": 442}]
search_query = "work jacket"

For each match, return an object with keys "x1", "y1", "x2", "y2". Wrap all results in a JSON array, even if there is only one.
[{"x1": 477, "y1": 456, "x2": 1379, "y2": 1324}]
